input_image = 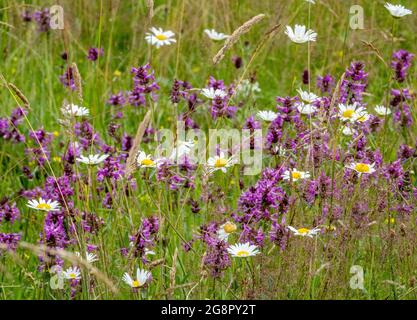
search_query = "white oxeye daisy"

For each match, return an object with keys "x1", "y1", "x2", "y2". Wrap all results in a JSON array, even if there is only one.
[
  {"x1": 63, "y1": 267, "x2": 81, "y2": 281},
  {"x1": 170, "y1": 140, "x2": 194, "y2": 161},
  {"x1": 297, "y1": 88, "x2": 319, "y2": 103},
  {"x1": 75, "y1": 251, "x2": 98, "y2": 264},
  {"x1": 305, "y1": 0, "x2": 316, "y2": 4},
  {"x1": 217, "y1": 221, "x2": 238, "y2": 241},
  {"x1": 76, "y1": 154, "x2": 109, "y2": 165},
  {"x1": 384, "y1": 3, "x2": 412, "y2": 18},
  {"x1": 338, "y1": 103, "x2": 366, "y2": 122},
  {"x1": 145, "y1": 27, "x2": 176, "y2": 48},
  {"x1": 122, "y1": 268, "x2": 151, "y2": 288},
  {"x1": 61, "y1": 104, "x2": 89, "y2": 117},
  {"x1": 342, "y1": 126, "x2": 355, "y2": 136},
  {"x1": 236, "y1": 79, "x2": 261, "y2": 96},
  {"x1": 204, "y1": 29, "x2": 229, "y2": 41},
  {"x1": 257, "y1": 110, "x2": 278, "y2": 122},
  {"x1": 201, "y1": 88, "x2": 227, "y2": 99},
  {"x1": 136, "y1": 151, "x2": 157, "y2": 168},
  {"x1": 207, "y1": 152, "x2": 236, "y2": 173},
  {"x1": 288, "y1": 226, "x2": 321, "y2": 238},
  {"x1": 346, "y1": 162, "x2": 376, "y2": 175},
  {"x1": 297, "y1": 102, "x2": 317, "y2": 115},
  {"x1": 285, "y1": 25, "x2": 317, "y2": 44},
  {"x1": 374, "y1": 105, "x2": 392, "y2": 116},
  {"x1": 228, "y1": 242, "x2": 259, "y2": 258},
  {"x1": 27, "y1": 197, "x2": 60, "y2": 212},
  {"x1": 282, "y1": 169, "x2": 311, "y2": 182}
]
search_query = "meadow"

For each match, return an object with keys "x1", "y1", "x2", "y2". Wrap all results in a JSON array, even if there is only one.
[{"x1": 0, "y1": 0, "x2": 417, "y2": 300}]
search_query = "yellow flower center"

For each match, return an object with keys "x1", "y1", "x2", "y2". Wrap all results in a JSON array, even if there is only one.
[
  {"x1": 141, "y1": 159, "x2": 155, "y2": 166},
  {"x1": 215, "y1": 158, "x2": 228, "y2": 168},
  {"x1": 356, "y1": 115, "x2": 367, "y2": 122},
  {"x1": 297, "y1": 228, "x2": 310, "y2": 235},
  {"x1": 132, "y1": 280, "x2": 141, "y2": 288},
  {"x1": 236, "y1": 250, "x2": 249, "y2": 257},
  {"x1": 69, "y1": 273, "x2": 77, "y2": 279},
  {"x1": 223, "y1": 222, "x2": 237, "y2": 234},
  {"x1": 155, "y1": 34, "x2": 168, "y2": 41},
  {"x1": 36, "y1": 203, "x2": 52, "y2": 210},
  {"x1": 342, "y1": 109, "x2": 355, "y2": 118},
  {"x1": 354, "y1": 163, "x2": 370, "y2": 173},
  {"x1": 291, "y1": 171, "x2": 301, "y2": 180}
]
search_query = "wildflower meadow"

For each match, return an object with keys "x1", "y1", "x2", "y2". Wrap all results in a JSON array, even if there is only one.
[{"x1": 1, "y1": 0, "x2": 417, "y2": 301}]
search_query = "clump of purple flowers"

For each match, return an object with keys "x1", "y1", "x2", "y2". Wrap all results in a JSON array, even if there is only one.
[
  {"x1": 33, "y1": 8, "x2": 51, "y2": 32},
  {"x1": 340, "y1": 61, "x2": 368, "y2": 104},
  {"x1": 87, "y1": 47, "x2": 104, "y2": 61},
  {"x1": 128, "y1": 216, "x2": 159, "y2": 262},
  {"x1": 0, "y1": 107, "x2": 27, "y2": 143},
  {"x1": 128, "y1": 63, "x2": 160, "y2": 107}
]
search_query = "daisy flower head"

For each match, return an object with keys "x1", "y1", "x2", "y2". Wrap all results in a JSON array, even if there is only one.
[
  {"x1": 61, "y1": 104, "x2": 89, "y2": 117},
  {"x1": 374, "y1": 105, "x2": 392, "y2": 116},
  {"x1": 76, "y1": 154, "x2": 109, "y2": 165},
  {"x1": 145, "y1": 27, "x2": 176, "y2": 48},
  {"x1": 217, "y1": 221, "x2": 238, "y2": 241},
  {"x1": 170, "y1": 140, "x2": 194, "y2": 161},
  {"x1": 75, "y1": 251, "x2": 98, "y2": 264},
  {"x1": 122, "y1": 268, "x2": 151, "y2": 288},
  {"x1": 288, "y1": 226, "x2": 321, "y2": 238},
  {"x1": 346, "y1": 162, "x2": 376, "y2": 175},
  {"x1": 227, "y1": 242, "x2": 259, "y2": 258},
  {"x1": 204, "y1": 29, "x2": 229, "y2": 41},
  {"x1": 27, "y1": 197, "x2": 60, "y2": 212},
  {"x1": 257, "y1": 110, "x2": 277, "y2": 122},
  {"x1": 285, "y1": 25, "x2": 317, "y2": 44},
  {"x1": 297, "y1": 102, "x2": 317, "y2": 115},
  {"x1": 136, "y1": 150, "x2": 157, "y2": 168},
  {"x1": 305, "y1": 0, "x2": 316, "y2": 3},
  {"x1": 338, "y1": 103, "x2": 366, "y2": 122},
  {"x1": 297, "y1": 88, "x2": 319, "y2": 103},
  {"x1": 384, "y1": 3, "x2": 412, "y2": 18},
  {"x1": 207, "y1": 152, "x2": 236, "y2": 173},
  {"x1": 63, "y1": 266, "x2": 81, "y2": 281},
  {"x1": 201, "y1": 87, "x2": 227, "y2": 99},
  {"x1": 282, "y1": 168, "x2": 311, "y2": 182}
]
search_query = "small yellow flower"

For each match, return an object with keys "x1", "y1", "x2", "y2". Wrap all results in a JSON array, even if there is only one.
[
  {"x1": 53, "y1": 131, "x2": 59, "y2": 137},
  {"x1": 384, "y1": 217, "x2": 395, "y2": 225},
  {"x1": 52, "y1": 156, "x2": 62, "y2": 163},
  {"x1": 113, "y1": 70, "x2": 122, "y2": 77}
]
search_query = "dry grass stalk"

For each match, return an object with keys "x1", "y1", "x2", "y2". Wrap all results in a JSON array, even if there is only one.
[
  {"x1": 361, "y1": 40, "x2": 388, "y2": 68},
  {"x1": 167, "y1": 248, "x2": 178, "y2": 298},
  {"x1": 18, "y1": 241, "x2": 119, "y2": 294},
  {"x1": 71, "y1": 62, "x2": 83, "y2": 100},
  {"x1": 125, "y1": 109, "x2": 152, "y2": 176},
  {"x1": 212, "y1": 13, "x2": 266, "y2": 65},
  {"x1": 233, "y1": 23, "x2": 281, "y2": 99},
  {"x1": 146, "y1": 0, "x2": 154, "y2": 20}
]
